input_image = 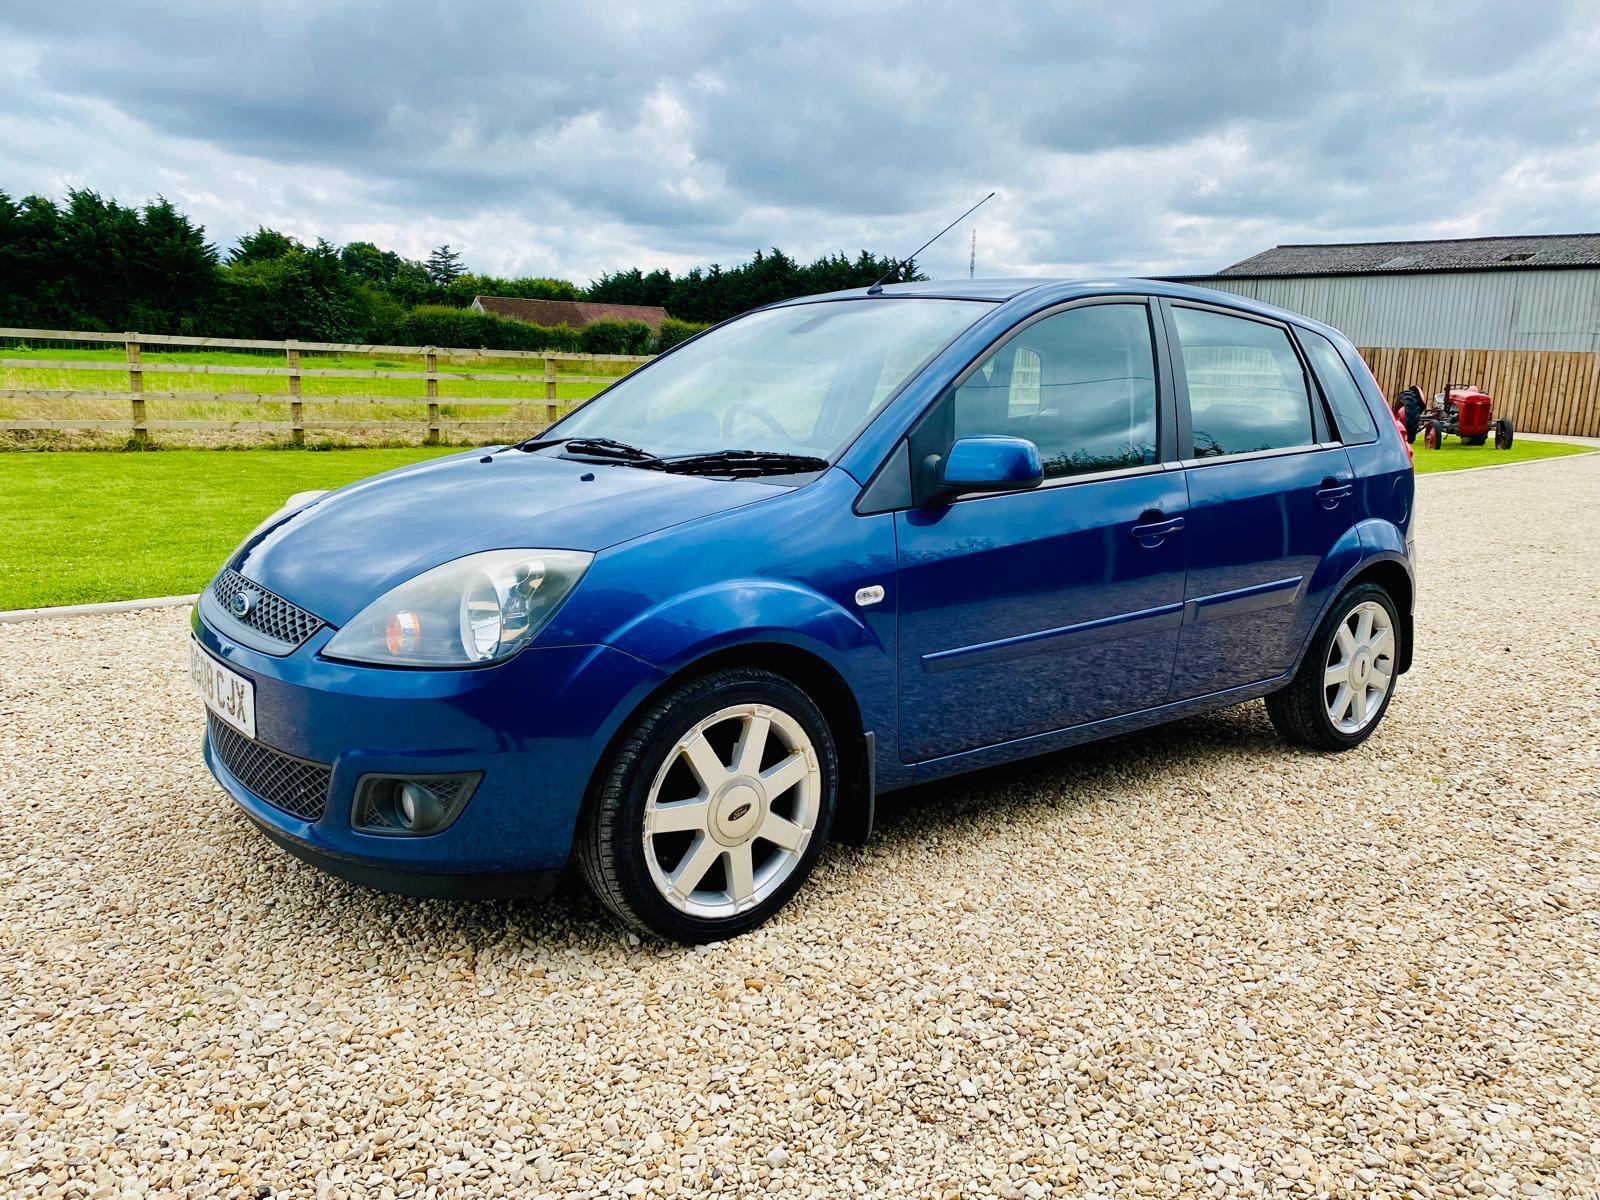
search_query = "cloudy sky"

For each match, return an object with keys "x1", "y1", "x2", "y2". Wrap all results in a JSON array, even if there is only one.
[{"x1": 2, "y1": 2, "x2": 1596, "y2": 283}]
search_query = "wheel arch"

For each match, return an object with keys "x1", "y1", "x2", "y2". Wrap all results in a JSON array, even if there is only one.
[
  {"x1": 1346, "y1": 558, "x2": 1414, "y2": 674},
  {"x1": 577, "y1": 639, "x2": 876, "y2": 851}
]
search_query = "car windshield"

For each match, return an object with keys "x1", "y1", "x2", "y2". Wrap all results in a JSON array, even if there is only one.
[{"x1": 547, "y1": 298, "x2": 990, "y2": 462}]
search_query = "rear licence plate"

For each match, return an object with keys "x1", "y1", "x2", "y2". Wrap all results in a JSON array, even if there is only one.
[{"x1": 189, "y1": 636, "x2": 256, "y2": 740}]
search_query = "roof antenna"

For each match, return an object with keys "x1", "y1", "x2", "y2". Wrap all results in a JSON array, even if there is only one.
[{"x1": 867, "y1": 191, "x2": 995, "y2": 295}]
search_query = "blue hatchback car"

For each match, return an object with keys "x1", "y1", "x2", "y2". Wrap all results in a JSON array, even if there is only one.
[{"x1": 191, "y1": 278, "x2": 1415, "y2": 941}]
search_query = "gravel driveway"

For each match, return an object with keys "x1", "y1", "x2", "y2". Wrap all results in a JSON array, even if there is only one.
[{"x1": 3, "y1": 455, "x2": 1597, "y2": 1199}]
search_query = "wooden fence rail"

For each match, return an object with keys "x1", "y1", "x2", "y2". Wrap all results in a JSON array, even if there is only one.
[
  {"x1": 4, "y1": 326, "x2": 1598, "y2": 443},
  {"x1": 0, "y1": 327, "x2": 653, "y2": 445},
  {"x1": 1357, "y1": 346, "x2": 1600, "y2": 439}
]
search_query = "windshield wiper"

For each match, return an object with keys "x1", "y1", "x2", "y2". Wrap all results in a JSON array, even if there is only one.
[
  {"x1": 662, "y1": 449, "x2": 830, "y2": 478},
  {"x1": 516, "y1": 435, "x2": 664, "y2": 469}
]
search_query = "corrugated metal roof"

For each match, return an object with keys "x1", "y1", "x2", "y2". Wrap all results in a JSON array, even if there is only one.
[{"x1": 1217, "y1": 234, "x2": 1600, "y2": 277}]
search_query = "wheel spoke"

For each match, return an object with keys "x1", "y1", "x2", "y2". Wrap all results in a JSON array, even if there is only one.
[
  {"x1": 725, "y1": 843, "x2": 755, "y2": 903},
  {"x1": 669, "y1": 834, "x2": 721, "y2": 896},
  {"x1": 1371, "y1": 663, "x2": 1392, "y2": 691},
  {"x1": 648, "y1": 798, "x2": 711, "y2": 835},
  {"x1": 1355, "y1": 606, "x2": 1374, "y2": 644},
  {"x1": 758, "y1": 811, "x2": 807, "y2": 852},
  {"x1": 1351, "y1": 683, "x2": 1369, "y2": 725},
  {"x1": 1369, "y1": 627, "x2": 1395, "y2": 659},
  {"x1": 1324, "y1": 661, "x2": 1350, "y2": 688},
  {"x1": 734, "y1": 713, "x2": 771, "y2": 777},
  {"x1": 1335, "y1": 624, "x2": 1357, "y2": 658},
  {"x1": 679, "y1": 732, "x2": 730, "y2": 794},
  {"x1": 1329, "y1": 684, "x2": 1354, "y2": 720},
  {"x1": 760, "y1": 752, "x2": 808, "y2": 799}
]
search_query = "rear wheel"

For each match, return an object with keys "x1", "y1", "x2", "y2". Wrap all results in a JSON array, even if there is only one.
[
  {"x1": 1495, "y1": 417, "x2": 1514, "y2": 450},
  {"x1": 576, "y1": 668, "x2": 836, "y2": 942},
  {"x1": 1266, "y1": 583, "x2": 1400, "y2": 751},
  {"x1": 1463, "y1": 434, "x2": 1487, "y2": 446}
]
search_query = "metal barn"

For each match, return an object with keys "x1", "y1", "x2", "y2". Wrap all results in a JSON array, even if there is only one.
[{"x1": 1166, "y1": 234, "x2": 1600, "y2": 436}]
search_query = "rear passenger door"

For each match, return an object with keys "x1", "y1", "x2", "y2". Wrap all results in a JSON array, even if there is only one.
[{"x1": 1162, "y1": 301, "x2": 1360, "y2": 699}]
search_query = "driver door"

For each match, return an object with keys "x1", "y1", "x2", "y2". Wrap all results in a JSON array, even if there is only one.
[{"x1": 893, "y1": 299, "x2": 1188, "y2": 763}]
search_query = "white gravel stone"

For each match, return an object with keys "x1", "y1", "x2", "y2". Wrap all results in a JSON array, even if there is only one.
[{"x1": 1, "y1": 457, "x2": 1598, "y2": 1197}]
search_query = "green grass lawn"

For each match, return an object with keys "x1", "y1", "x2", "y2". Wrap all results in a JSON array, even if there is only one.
[
  {"x1": 1409, "y1": 436, "x2": 1594, "y2": 474},
  {"x1": 2, "y1": 434, "x2": 1596, "y2": 611},
  {"x1": 0, "y1": 448, "x2": 459, "y2": 610}
]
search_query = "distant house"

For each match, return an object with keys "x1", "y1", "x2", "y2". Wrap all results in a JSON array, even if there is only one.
[{"x1": 470, "y1": 296, "x2": 670, "y2": 331}]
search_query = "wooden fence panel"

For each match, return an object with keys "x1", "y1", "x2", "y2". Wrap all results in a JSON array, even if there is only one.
[
  {"x1": 1356, "y1": 345, "x2": 1600, "y2": 438},
  {"x1": 0, "y1": 326, "x2": 651, "y2": 442}
]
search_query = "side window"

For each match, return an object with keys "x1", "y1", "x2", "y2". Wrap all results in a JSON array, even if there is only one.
[
  {"x1": 951, "y1": 304, "x2": 1158, "y2": 479},
  {"x1": 1299, "y1": 329, "x2": 1377, "y2": 444},
  {"x1": 1171, "y1": 306, "x2": 1314, "y2": 458}
]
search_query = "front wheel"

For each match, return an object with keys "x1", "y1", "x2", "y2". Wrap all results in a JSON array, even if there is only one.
[
  {"x1": 1266, "y1": 583, "x2": 1401, "y2": 751},
  {"x1": 1423, "y1": 423, "x2": 1443, "y2": 450},
  {"x1": 575, "y1": 668, "x2": 837, "y2": 942},
  {"x1": 1495, "y1": 417, "x2": 1514, "y2": 450}
]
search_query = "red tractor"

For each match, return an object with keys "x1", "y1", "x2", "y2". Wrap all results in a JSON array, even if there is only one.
[{"x1": 1419, "y1": 383, "x2": 1514, "y2": 451}]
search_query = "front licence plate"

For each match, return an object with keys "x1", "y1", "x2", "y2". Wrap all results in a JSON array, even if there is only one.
[{"x1": 189, "y1": 636, "x2": 256, "y2": 740}]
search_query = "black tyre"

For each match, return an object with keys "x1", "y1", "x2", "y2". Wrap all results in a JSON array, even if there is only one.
[
  {"x1": 1495, "y1": 417, "x2": 1514, "y2": 450},
  {"x1": 575, "y1": 667, "x2": 837, "y2": 942},
  {"x1": 1423, "y1": 423, "x2": 1442, "y2": 450},
  {"x1": 1266, "y1": 583, "x2": 1401, "y2": 752}
]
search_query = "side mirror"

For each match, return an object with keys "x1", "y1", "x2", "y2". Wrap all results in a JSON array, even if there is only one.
[{"x1": 922, "y1": 436, "x2": 1044, "y2": 503}]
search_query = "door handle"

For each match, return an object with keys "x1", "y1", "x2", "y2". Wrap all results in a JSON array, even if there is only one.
[
  {"x1": 1130, "y1": 515, "x2": 1185, "y2": 546},
  {"x1": 1316, "y1": 478, "x2": 1354, "y2": 509}
]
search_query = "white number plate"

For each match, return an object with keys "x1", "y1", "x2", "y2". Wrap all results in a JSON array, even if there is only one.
[{"x1": 189, "y1": 636, "x2": 256, "y2": 739}]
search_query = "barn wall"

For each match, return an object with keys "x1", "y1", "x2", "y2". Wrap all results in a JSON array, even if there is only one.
[{"x1": 1184, "y1": 270, "x2": 1600, "y2": 353}]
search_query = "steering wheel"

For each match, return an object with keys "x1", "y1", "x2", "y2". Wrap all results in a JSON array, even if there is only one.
[{"x1": 721, "y1": 400, "x2": 789, "y2": 441}]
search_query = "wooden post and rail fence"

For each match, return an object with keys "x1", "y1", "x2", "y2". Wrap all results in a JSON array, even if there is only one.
[
  {"x1": 2, "y1": 325, "x2": 1598, "y2": 442},
  {"x1": 0, "y1": 327, "x2": 654, "y2": 445}
]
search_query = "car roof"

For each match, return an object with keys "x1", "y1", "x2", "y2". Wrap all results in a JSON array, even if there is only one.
[{"x1": 780, "y1": 276, "x2": 1335, "y2": 333}]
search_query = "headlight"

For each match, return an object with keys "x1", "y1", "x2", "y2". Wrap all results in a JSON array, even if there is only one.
[{"x1": 322, "y1": 549, "x2": 592, "y2": 668}]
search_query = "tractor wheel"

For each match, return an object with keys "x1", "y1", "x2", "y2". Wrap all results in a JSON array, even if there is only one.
[
  {"x1": 1495, "y1": 418, "x2": 1514, "y2": 450},
  {"x1": 1463, "y1": 434, "x2": 1487, "y2": 447},
  {"x1": 1423, "y1": 423, "x2": 1442, "y2": 450}
]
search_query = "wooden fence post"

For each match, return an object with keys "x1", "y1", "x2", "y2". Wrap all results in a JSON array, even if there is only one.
[
  {"x1": 285, "y1": 339, "x2": 303, "y2": 446},
  {"x1": 425, "y1": 346, "x2": 440, "y2": 445},
  {"x1": 544, "y1": 355, "x2": 558, "y2": 428},
  {"x1": 125, "y1": 332, "x2": 145, "y2": 445}
]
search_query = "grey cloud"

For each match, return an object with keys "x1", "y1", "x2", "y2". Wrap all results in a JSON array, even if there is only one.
[{"x1": 0, "y1": 0, "x2": 1595, "y2": 282}]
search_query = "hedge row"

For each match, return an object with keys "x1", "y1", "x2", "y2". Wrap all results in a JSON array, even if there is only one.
[{"x1": 393, "y1": 306, "x2": 708, "y2": 356}]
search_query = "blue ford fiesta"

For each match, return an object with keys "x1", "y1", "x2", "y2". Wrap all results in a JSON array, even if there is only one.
[{"x1": 191, "y1": 278, "x2": 1414, "y2": 941}]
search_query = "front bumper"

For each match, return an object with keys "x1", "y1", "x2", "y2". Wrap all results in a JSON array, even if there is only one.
[{"x1": 192, "y1": 606, "x2": 665, "y2": 890}]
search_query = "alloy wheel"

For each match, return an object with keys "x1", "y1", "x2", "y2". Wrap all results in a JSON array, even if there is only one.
[
  {"x1": 1323, "y1": 600, "x2": 1395, "y2": 734},
  {"x1": 642, "y1": 703, "x2": 821, "y2": 919}
]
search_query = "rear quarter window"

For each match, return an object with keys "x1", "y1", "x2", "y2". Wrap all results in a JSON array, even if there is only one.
[{"x1": 1299, "y1": 328, "x2": 1378, "y2": 445}]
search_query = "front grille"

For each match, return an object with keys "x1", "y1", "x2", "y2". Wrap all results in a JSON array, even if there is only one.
[
  {"x1": 210, "y1": 568, "x2": 322, "y2": 651},
  {"x1": 208, "y1": 713, "x2": 331, "y2": 822}
]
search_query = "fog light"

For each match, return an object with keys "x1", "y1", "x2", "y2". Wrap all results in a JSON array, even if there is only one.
[
  {"x1": 396, "y1": 781, "x2": 445, "y2": 831},
  {"x1": 353, "y1": 773, "x2": 481, "y2": 836}
]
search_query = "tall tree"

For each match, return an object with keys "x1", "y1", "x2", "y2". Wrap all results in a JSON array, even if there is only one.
[{"x1": 425, "y1": 244, "x2": 465, "y2": 284}]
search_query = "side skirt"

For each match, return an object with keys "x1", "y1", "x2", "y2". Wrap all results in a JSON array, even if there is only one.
[{"x1": 907, "y1": 672, "x2": 1292, "y2": 785}]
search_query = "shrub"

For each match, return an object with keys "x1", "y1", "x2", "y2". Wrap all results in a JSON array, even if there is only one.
[
  {"x1": 655, "y1": 318, "x2": 709, "y2": 352},
  {"x1": 395, "y1": 306, "x2": 582, "y2": 352},
  {"x1": 579, "y1": 319, "x2": 654, "y2": 356}
]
